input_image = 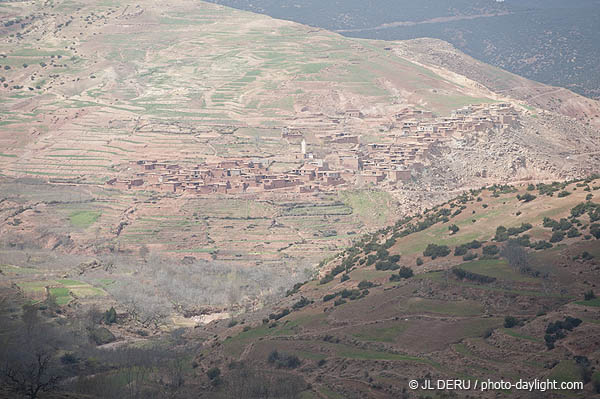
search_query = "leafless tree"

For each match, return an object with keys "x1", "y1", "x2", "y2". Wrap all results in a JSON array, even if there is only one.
[
  {"x1": 226, "y1": 365, "x2": 305, "y2": 399},
  {"x1": 501, "y1": 240, "x2": 531, "y2": 274},
  {"x1": 0, "y1": 306, "x2": 63, "y2": 399}
]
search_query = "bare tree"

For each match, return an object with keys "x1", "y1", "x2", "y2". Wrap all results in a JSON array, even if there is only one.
[
  {"x1": 501, "y1": 240, "x2": 531, "y2": 274},
  {"x1": 0, "y1": 306, "x2": 63, "y2": 399},
  {"x1": 226, "y1": 365, "x2": 305, "y2": 399}
]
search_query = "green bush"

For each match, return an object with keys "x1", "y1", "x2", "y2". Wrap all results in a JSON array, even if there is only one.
[
  {"x1": 590, "y1": 224, "x2": 600, "y2": 239},
  {"x1": 292, "y1": 297, "x2": 312, "y2": 310},
  {"x1": 550, "y1": 231, "x2": 565, "y2": 243},
  {"x1": 517, "y1": 193, "x2": 536, "y2": 202},
  {"x1": 452, "y1": 267, "x2": 495, "y2": 283},
  {"x1": 207, "y1": 367, "x2": 221, "y2": 380},
  {"x1": 319, "y1": 275, "x2": 333, "y2": 285},
  {"x1": 269, "y1": 309, "x2": 290, "y2": 321},
  {"x1": 104, "y1": 306, "x2": 117, "y2": 324},
  {"x1": 323, "y1": 293, "x2": 338, "y2": 302},
  {"x1": 504, "y1": 316, "x2": 518, "y2": 328},
  {"x1": 482, "y1": 245, "x2": 499, "y2": 256},
  {"x1": 584, "y1": 290, "x2": 596, "y2": 301},
  {"x1": 454, "y1": 245, "x2": 468, "y2": 256},
  {"x1": 267, "y1": 351, "x2": 301, "y2": 369},
  {"x1": 357, "y1": 280, "x2": 375, "y2": 289},
  {"x1": 398, "y1": 266, "x2": 413, "y2": 279},
  {"x1": 533, "y1": 240, "x2": 552, "y2": 250},
  {"x1": 567, "y1": 227, "x2": 581, "y2": 238},
  {"x1": 423, "y1": 244, "x2": 451, "y2": 259}
]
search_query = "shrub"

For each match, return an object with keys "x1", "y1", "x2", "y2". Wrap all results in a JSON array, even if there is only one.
[
  {"x1": 466, "y1": 240, "x2": 482, "y2": 249},
  {"x1": 545, "y1": 316, "x2": 582, "y2": 349},
  {"x1": 376, "y1": 248, "x2": 389, "y2": 260},
  {"x1": 319, "y1": 275, "x2": 333, "y2": 285},
  {"x1": 61, "y1": 352, "x2": 78, "y2": 364},
  {"x1": 340, "y1": 274, "x2": 350, "y2": 282},
  {"x1": 448, "y1": 224, "x2": 459, "y2": 234},
  {"x1": 494, "y1": 226, "x2": 508, "y2": 242},
  {"x1": 550, "y1": 231, "x2": 564, "y2": 243},
  {"x1": 388, "y1": 254, "x2": 401, "y2": 263},
  {"x1": 482, "y1": 245, "x2": 499, "y2": 256},
  {"x1": 423, "y1": 244, "x2": 451, "y2": 259},
  {"x1": 558, "y1": 218, "x2": 573, "y2": 231},
  {"x1": 590, "y1": 224, "x2": 600, "y2": 239},
  {"x1": 581, "y1": 251, "x2": 594, "y2": 261},
  {"x1": 286, "y1": 282, "x2": 305, "y2": 297},
  {"x1": 532, "y1": 240, "x2": 552, "y2": 250},
  {"x1": 323, "y1": 293, "x2": 338, "y2": 302},
  {"x1": 397, "y1": 266, "x2": 413, "y2": 279},
  {"x1": 269, "y1": 350, "x2": 300, "y2": 368},
  {"x1": 103, "y1": 306, "x2": 117, "y2": 324},
  {"x1": 454, "y1": 245, "x2": 468, "y2": 256},
  {"x1": 557, "y1": 190, "x2": 571, "y2": 198},
  {"x1": 504, "y1": 316, "x2": 518, "y2": 328},
  {"x1": 567, "y1": 227, "x2": 581, "y2": 238},
  {"x1": 590, "y1": 370, "x2": 600, "y2": 394},
  {"x1": 292, "y1": 297, "x2": 312, "y2": 310},
  {"x1": 584, "y1": 290, "x2": 596, "y2": 301},
  {"x1": 269, "y1": 309, "x2": 290, "y2": 321},
  {"x1": 207, "y1": 367, "x2": 221, "y2": 380},
  {"x1": 416, "y1": 257, "x2": 423, "y2": 266},
  {"x1": 517, "y1": 193, "x2": 536, "y2": 202},
  {"x1": 357, "y1": 280, "x2": 375, "y2": 289},
  {"x1": 365, "y1": 254, "x2": 377, "y2": 265},
  {"x1": 451, "y1": 267, "x2": 495, "y2": 283},
  {"x1": 375, "y1": 260, "x2": 399, "y2": 271}
]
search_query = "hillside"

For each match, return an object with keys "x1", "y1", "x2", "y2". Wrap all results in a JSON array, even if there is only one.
[
  {"x1": 195, "y1": 177, "x2": 600, "y2": 398},
  {"x1": 205, "y1": 0, "x2": 600, "y2": 100}
]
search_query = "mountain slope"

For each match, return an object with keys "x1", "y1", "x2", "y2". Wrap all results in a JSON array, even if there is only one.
[
  {"x1": 198, "y1": 177, "x2": 600, "y2": 398},
  {"x1": 205, "y1": 0, "x2": 600, "y2": 100}
]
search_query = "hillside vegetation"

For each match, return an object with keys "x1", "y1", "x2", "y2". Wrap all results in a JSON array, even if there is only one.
[{"x1": 195, "y1": 177, "x2": 600, "y2": 398}]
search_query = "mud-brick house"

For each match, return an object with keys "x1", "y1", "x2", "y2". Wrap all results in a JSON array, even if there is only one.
[
  {"x1": 340, "y1": 156, "x2": 361, "y2": 171},
  {"x1": 387, "y1": 169, "x2": 411, "y2": 183},
  {"x1": 298, "y1": 185, "x2": 316, "y2": 193},
  {"x1": 160, "y1": 182, "x2": 182, "y2": 193},
  {"x1": 358, "y1": 173, "x2": 385, "y2": 185},
  {"x1": 344, "y1": 109, "x2": 362, "y2": 118}
]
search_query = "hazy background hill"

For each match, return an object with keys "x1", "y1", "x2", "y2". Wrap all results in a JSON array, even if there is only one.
[{"x1": 206, "y1": 0, "x2": 600, "y2": 100}]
